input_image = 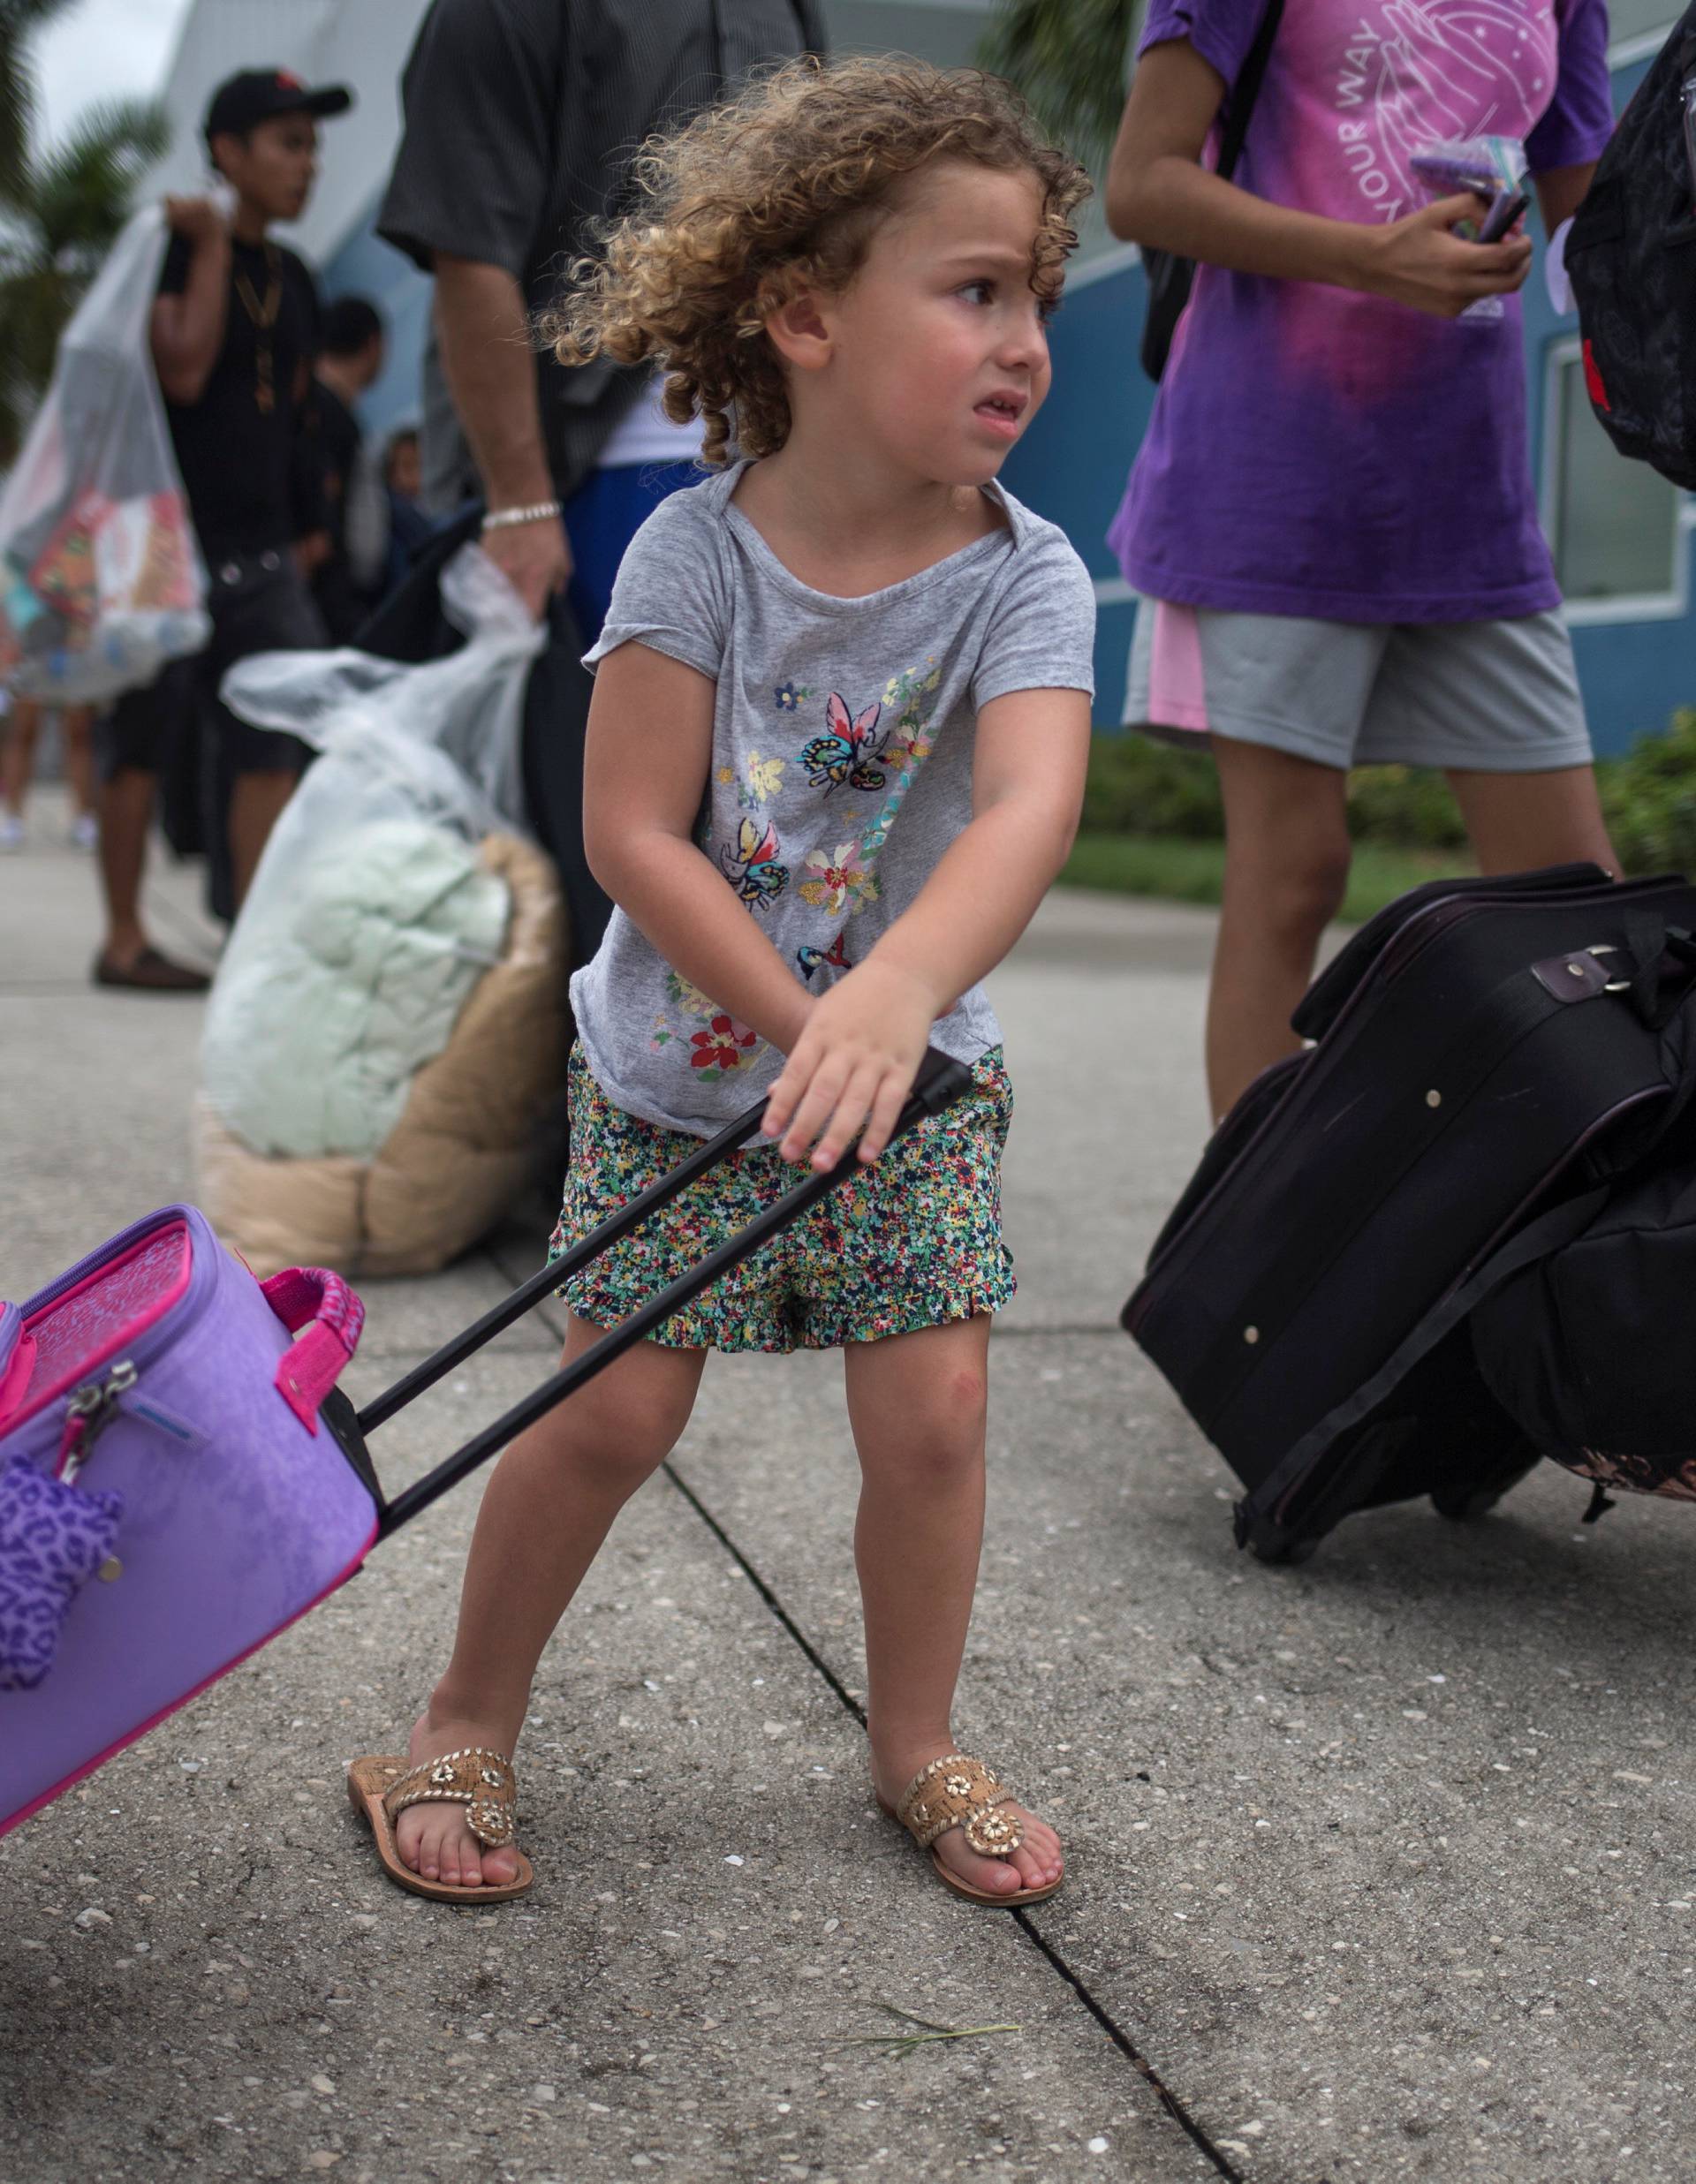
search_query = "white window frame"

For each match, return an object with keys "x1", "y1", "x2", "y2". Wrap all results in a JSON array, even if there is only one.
[
  {"x1": 1541, "y1": 335, "x2": 1692, "y2": 626},
  {"x1": 1609, "y1": 19, "x2": 1678, "y2": 69}
]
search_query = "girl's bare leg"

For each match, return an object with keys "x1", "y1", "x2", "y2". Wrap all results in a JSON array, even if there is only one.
[
  {"x1": 1207, "y1": 736, "x2": 1353, "y2": 1122},
  {"x1": 1444, "y1": 763, "x2": 1618, "y2": 878},
  {"x1": 396, "y1": 1316, "x2": 708, "y2": 1887},
  {"x1": 845, "y1": 1314, "x2": 1062, "y2": 1898}
]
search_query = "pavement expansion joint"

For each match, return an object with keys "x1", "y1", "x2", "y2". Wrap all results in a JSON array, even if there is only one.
[{"x1": 478, "y1": 1238, "x2": 1238, "y2": 2171}]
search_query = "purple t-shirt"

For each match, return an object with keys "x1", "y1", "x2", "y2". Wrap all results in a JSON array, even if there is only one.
[{"x1": 1109, "y1": 0, "x2": 1615, "y2": 623}]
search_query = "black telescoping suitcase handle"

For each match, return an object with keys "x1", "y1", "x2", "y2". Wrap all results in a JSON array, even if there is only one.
[{"x1": 359, "y1": 1047, "x2": 976, "y2": 1539}]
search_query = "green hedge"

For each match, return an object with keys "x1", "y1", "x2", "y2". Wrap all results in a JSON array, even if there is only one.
[{"x1": 1080, "y1": 709, "x2": 1696, "y2": 874}]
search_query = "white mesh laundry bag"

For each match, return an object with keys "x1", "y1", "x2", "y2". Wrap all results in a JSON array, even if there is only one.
[{"x1": 0, "y1": 206, "x2": 209, "y2": 702}]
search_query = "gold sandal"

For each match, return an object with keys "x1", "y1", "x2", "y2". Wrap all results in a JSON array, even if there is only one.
[
  {"x1": 882, "y1": 1753, "x2": 1062, "y2": 1908},
  {"x1": 346, "y1": 1747, "x2": 534, "y2": 1904}
]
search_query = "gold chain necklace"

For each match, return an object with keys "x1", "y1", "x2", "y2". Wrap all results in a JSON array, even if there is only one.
[{"x1": 232, "y1": 242, "x2": 283, "y2": 414}]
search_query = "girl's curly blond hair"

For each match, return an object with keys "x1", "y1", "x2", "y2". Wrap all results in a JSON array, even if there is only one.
[{"x1": 545, "y1": 57, "x2": 1091, "y2": 467}]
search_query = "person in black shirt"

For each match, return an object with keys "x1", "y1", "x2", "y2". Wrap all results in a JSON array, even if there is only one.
[
  {"x1": 94, "y1": 69, "x2": 352, "y2": 982},
  {"x1": 378, "y1": 2, "x2": 827, "y2": 977},
  {"x1": 304, "y1": 294, "x2": 386, "y2": 643}
]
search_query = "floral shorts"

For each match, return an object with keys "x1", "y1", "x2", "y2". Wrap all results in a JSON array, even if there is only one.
[{"x1": 549, "y1": 1045, "x2": 1017, "y2": 1353}]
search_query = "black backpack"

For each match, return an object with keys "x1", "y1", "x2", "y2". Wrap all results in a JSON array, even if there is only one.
[
  {"x1": 1140, "y1": 0, "x2": 1283, "y2": 382},
  {"x1": 1565, "y1": 6, "x2": 1696, "y2": 488}
]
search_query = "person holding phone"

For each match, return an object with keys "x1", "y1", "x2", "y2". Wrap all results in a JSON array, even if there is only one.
[{"x1": 1104, "y1": 0, "x2": 1619, "y2": 1122}]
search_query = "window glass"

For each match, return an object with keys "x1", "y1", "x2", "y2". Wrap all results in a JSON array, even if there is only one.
[
  {"x1": 817, "y1": 0, "x2": 1121, "y2": 263},
  {"x1": 1551, "y1": 351, "x2": 1682, "y2": 601},
  {"x1": 1607, "y1": 0, "x2": 1676, "y2": 48},
  {"x1": 820, "y1": 0, "x2": 997, "y2": 71}
]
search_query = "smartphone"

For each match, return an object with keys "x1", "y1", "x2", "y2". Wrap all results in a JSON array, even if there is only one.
[{"x1": 1476, "y1": 189, "x2": 1530, "y2": 244}]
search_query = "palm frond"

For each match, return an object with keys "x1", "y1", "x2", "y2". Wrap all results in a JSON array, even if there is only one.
[
  {"x1": 0, "y1": 258, "x2": 71, "y2": 463},
  {"x1": 0, "y1": 0, "x2": 82, "y2": 201},
  {"x1": 977, "y1": 0, "x2": 1137, "y2": 176},
  {"x1": 26, "y1": 95, "x2": 170, "y2": 263}
]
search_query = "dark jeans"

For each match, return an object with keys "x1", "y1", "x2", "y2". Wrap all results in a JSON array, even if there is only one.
[
  {"x1": 519, "y1": 586, "x2": 612, "y2": 973},
  {"x1": 520, "y1": 460, "x2": 700, "y2": 975},
  {"x1": 102, "y1": 549, "x2": 328, "y2": 919}
]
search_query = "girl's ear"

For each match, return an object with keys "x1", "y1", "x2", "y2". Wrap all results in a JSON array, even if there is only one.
[{"x1": 763, "y1": 285, "x2": 835, "y2": 374}]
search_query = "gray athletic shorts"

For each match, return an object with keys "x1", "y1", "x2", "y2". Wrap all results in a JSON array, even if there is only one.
[{"x1": 1123, "y1": 598, "x2": 1593, "y2": 774}]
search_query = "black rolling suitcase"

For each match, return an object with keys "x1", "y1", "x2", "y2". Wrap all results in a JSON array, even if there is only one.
[{"x1": 1123, "y1": 866, "x2": 1696, "y2": 1561}]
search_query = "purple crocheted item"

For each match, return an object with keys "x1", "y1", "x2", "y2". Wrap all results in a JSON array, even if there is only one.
[{"x1": 0, "y1": 1455, "x2": 124, "y2": 1693}]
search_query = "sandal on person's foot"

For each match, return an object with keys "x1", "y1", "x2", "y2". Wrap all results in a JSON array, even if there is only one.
[
  {"x1": 346, "y1": 1748, "x2": 534, "y2": 1904},
  {"x1": 92, "y1": 944, "x2": 210, "y2": 992},
  {"x1": 881, "y1": 1753, "x2": 1063, "y2": 1908}
]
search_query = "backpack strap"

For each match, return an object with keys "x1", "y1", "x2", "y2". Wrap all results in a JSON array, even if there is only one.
[{"x1": 1216, "y1": 0, "x2": 1284, "y2": 185}]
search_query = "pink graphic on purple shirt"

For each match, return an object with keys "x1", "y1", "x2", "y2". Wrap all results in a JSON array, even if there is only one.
[{"x1": 1111, "y1": 0, "x2": 1615, "y2": 623}]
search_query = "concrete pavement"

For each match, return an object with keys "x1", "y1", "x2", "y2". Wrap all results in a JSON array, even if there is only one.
[{"x1": 2, "y1": 790, "x2": 1693, "y2": 2182}]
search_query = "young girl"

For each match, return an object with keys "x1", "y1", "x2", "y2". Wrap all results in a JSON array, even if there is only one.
[
  {"x1": 1104, "y1": 0, "x2": 1620, "y2": 1122},
  {"x1": 348, "y1": 58, "x2": 1096, "y2": 1908}
]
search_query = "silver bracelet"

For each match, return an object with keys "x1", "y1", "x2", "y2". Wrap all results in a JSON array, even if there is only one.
[{"x1": 481, "y1": 499, "x2": 563, "y2": 532}]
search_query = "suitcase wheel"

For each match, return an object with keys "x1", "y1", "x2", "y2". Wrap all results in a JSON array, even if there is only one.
[
  {"x1": 1251, "y1": 1533, "x2": 1318, "y2": 1567},
  {"x1": 1431, "y1": 1456, "x2": 1539, "y2": 1524},
  {"x1": 1236, "y1": 1507, "x2": 1319, "y2": 1566},
  {"x1": 1431, "y1": 1485, "x2": 1508, "y2": 1523}
]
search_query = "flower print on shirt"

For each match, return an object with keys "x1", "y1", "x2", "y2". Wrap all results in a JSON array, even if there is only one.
[
  {"x1": 859, "y1": 660, "x2": 942, "y2": 858},
  {"x1": 775, "y1": 679, "x2": 812, "y2": 712},
  {"x1": 797, "y1": 928, "x2": 851, "y2": 983},
  {"x1": 799, "y1": 839, "x2": 879, "y2": 918},
  {"x1": 718, "y1": 815, "x2": 789, "y2": 911},
  {"x1": 650, "y1": 971, "x2": 766, "y2": 1076},
  {"x1": 689, "y1": 1014, "x2": 759, "y2": 1077},
  {"x1": 798, "y1": 692, "x2": 889, "y2": 793},
  {"x1": 717, "y1": 753, "x2": 788, "y2": 808}
]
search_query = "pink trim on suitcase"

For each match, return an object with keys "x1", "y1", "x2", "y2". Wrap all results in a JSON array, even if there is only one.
[
  {"x1": 20, "y1": 1222, "x2": 192, "y2": 1420},
  {"x1": 1147, "y1": 601, "x2": 1212, "y2": 737},
  {"x1": 0, "y1": 1517, "x2": 378, "y2": 1842},
  {"x1": 0, "y1": 1331, "x2": 37, "y2": 1431},
  {"x1": 261, "y1": 1268, "x2": 367, "y2": 1432}
]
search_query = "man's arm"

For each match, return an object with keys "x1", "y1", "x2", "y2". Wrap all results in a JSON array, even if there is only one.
[
  {"x1": 432, "y1": 253, "x2": 572, "y2": 617},
  {"x1": 151, "y1": 199, "x2": 231, "y2": 404},
  {"x1": 378, "y1": 0, "x2": 569, "y2": 618}
]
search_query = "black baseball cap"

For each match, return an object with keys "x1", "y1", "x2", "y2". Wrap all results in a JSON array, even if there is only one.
[{"x1": 204, "y1": 69, "x2": 353, "y2": 142}]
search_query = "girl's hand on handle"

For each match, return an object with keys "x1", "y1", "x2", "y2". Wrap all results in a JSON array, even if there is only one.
[
  {"x1": 1356, "y1": 194, "x2": 1532, "y2": 317},
  {"x1": 761, "y1": 961, "x2": 936, "y2": 1171}
]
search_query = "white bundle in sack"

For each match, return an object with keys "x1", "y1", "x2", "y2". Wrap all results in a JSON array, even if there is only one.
[
  {"x1": 195, "y1": 547, "x2": 564, "y2": 1275},
  {"x1": 0, "y1": 206, "x2": 210, "y2": 702},
  {"x1": 201, "y1": 744, "x2": 512, "y2": 1160}
]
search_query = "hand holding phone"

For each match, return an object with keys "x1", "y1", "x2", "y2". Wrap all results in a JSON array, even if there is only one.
[{"x1": 1476, "y1": 188, "x2": 1530, "y2": 244}]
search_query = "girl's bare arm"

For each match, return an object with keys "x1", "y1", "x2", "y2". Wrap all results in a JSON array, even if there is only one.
[
  {"x1": 1103, "y1": 38, "x2": 1532, "y2": 319},
  {"x1": 762, "y1": 685, "x2": 1092, "y2": 1169},
  {"x1": 582, "y1": 639, "x2": 812, "y2": 1055}
]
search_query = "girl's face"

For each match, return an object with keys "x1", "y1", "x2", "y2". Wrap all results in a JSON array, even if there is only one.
[{"x1": 806, "y1": 160, "x2": 1056, "y2": 487}]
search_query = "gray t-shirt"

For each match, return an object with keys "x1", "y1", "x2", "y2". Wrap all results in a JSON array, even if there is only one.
[{"x1": 572, "y1": 461, "x2": 1097, "y2": 1135}]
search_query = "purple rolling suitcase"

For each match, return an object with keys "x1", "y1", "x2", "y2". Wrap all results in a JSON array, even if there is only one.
[{"x1": 0, "y1": 1051, "x2": 972, "y2": 1837}]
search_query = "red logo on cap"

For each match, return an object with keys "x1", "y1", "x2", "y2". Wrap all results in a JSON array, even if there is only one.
[{"x1": 276, "y1": 71, "x2": 303, "y2": 90}]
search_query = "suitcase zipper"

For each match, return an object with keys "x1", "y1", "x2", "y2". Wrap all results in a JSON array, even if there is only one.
[{"x1": 57, "y1": 1358, "x2": 139, "y2": 1482}]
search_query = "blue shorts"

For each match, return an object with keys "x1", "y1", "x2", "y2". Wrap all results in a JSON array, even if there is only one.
[{"x1": 563, "y1": 461, "x2": 700, "y2": 646}]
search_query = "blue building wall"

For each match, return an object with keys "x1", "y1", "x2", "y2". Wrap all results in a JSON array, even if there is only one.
[{"x1": 325, "y1": 47, "x2": 1688, "y2": 755}]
